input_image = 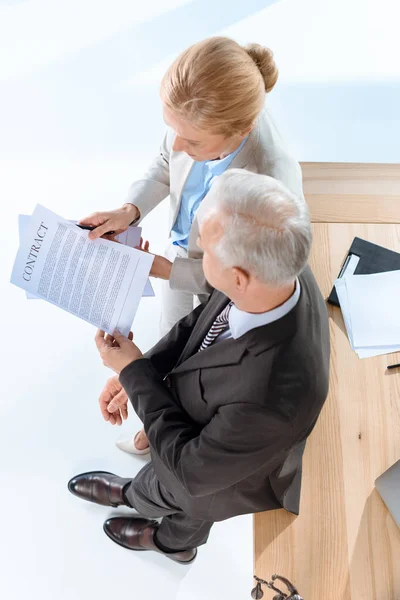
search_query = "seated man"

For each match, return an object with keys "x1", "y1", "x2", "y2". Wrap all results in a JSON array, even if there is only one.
[{"x1": 68, "y1": 169, "x2": 330, "y2": 565}]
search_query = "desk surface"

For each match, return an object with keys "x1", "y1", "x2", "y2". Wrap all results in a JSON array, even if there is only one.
[{"x1": 254, "y1": 223, "x2": 400, "y2": 600}]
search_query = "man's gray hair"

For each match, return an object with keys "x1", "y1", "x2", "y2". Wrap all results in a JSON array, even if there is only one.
[{"x1": 202, "y1": 169, "x2": 312, "y2": 286}]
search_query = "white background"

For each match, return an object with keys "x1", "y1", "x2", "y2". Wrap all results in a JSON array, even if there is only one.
[{"x1": 0, "y1": 1, "x2": 398, "y2": 599}]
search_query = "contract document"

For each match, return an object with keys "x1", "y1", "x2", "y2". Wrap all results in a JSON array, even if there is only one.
[
  {"x1": 11, "y1": 205, "x2": 154, "y2": 336},
  {"x1": 18, "y1": 215, "x2": 154, "y2": 299}
]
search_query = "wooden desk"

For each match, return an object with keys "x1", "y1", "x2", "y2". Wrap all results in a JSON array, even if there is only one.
[{"x1": 254, "y1": 173, "x2": 400, "y2": 599}]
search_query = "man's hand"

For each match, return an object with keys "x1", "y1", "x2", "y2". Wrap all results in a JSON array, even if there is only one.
[
  {"x1": 79, "y1": 204, "x2": 140, "y2": 240},
  {"x1": 99, "y1": 376, "x2": 128, "y2": 425},
  {"x1": 95, "y1": 329, "x2": 143, "y2": 374}
]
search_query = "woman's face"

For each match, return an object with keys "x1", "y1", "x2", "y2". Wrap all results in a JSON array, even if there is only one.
[{"x1": 163, "y1": 105, "x2": 247, "y2": 162}]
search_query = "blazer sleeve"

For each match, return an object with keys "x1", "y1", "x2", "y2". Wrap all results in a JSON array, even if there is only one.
[
  {"x1": 169, "y1": 257, "x2": 213, "y2": 295},
  {"x1": 124, "y1": 129, "x2": 173, "y2": 222},
  {"x1": 119, "y1": 358, "x2": 294, "y2": 498},
  {"x1": 262, "y1": 155, "x2": 305, "y2": 203},
  {"x1": 143, "y1": 301, "x2": 207, "y2": 376}
]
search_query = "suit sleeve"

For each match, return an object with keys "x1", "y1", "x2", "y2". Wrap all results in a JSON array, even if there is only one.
[
  {"x1": 124, "y1": 130, "x2": 173, "y2": 222},
  {"x1": 119, "y1": 358, "x2": 293, "y2": 498},
  {"x1": 143, "y1": 301, "x2": 207, "y2": 376}
]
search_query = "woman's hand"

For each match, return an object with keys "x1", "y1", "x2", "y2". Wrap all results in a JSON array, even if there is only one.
[
  {"x1": 95, "y1": 330, "x2": 143, "y2": 374},
  {"x1": 150, "y1": 255, "x2": 172, "y2": 280},
  {"x1": 79, "y1": 204, "x2": 140, "y2": 241},
  {"x1": 136, "y1": 237, "x2": 150, "y2": 252},
  {"x1": 135, "y1": 238, "x2": 172, "y2": 280}
]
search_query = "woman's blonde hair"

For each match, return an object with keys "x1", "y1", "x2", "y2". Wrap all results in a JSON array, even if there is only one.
[{"x1": 160, "y1": 37, "x2": 278, "y2": 136}]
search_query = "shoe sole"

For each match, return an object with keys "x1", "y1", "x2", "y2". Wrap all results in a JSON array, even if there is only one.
[{"x1": 103, "y1": 521, "x2": 197, "y2": 565}]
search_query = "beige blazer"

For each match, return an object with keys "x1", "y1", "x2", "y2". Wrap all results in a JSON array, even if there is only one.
[{"x1": 125, "y1": 110, "x2": 304, "y2": 295}]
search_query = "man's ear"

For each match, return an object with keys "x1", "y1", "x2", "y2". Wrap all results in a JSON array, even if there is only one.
[{"x1": 232, "y1": 267, "x2": 250, "y2": 292}]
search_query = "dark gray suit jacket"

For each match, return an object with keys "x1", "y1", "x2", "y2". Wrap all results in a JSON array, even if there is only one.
[{"x1": 119, "y1": 266, "x2": 330, "y2": 522}]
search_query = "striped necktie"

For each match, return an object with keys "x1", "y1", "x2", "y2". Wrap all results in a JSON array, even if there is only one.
[{"x1": 198, "y1": 302, "x2": 232, "y2": 352}]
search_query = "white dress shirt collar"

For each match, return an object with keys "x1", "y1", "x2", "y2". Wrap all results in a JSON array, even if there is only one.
[{"x1": 228, "y1": 278, "x2": 301, "y2": 340}]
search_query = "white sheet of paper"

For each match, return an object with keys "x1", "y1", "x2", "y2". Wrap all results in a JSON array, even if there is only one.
[
  {"x1": 335, "y1": 278, "x2": 355, "y2": 347},
  {"x1": 115, "y1": 227, "x2": 141, "y2": 248},
  {"x1": 335, "y1": 276, "x2": 400, "y2": 358},
  {"x1": 142, "y1": 278, "x2": 154, "y2": 297},
  {"x1": 115, "y1": 228, "x2": 154, "y2": 296},
  {"x1": 18, "y1": 215, "x2": 155, "y2": 298},
  {"x1": 334, "y1": 278, "x2": 375, "y2": 358},
  {"x1": 347, "y1": 270, "x2": 400, "y2": 347},
  {"x1": 18, "y1": 215, "x2": 39, "y2": 299},
  {"x1": 12, "y1": 205, "x2": 154, "y2": 336},
  {"x1": 340, "y1": 253, "x2": 360, "y2": 277}
]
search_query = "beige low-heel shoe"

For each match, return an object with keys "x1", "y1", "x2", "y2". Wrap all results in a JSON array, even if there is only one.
[{"x1": 116, "y1": 431, "x2": 151, "y2": 456}]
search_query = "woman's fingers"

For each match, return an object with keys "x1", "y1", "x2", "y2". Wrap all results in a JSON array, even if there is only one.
[
  {"x1": 88, "y1": 221, "x2": 114, "y2": 240},
  {"x1": 78, "y1": 212, "x2": 105, "y2": 227},
  {"x1": 81, "y1": 207, "x2": 135, "y2": 241},
  {"x1": 136, "y1": 238, "x2": 150, "y2": 252}
]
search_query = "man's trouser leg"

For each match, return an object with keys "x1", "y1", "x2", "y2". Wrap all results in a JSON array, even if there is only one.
[{"x1": 124, "y1": 463, "x2": 213, "y2": 551}]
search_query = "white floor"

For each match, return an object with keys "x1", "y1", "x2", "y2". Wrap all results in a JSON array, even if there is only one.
[
  {"x1": 0, "y1": 157, "x2": 253, "y2": 600},
  {"x1": 0, "y1": 1, "x2": 398, "y2": 598}
]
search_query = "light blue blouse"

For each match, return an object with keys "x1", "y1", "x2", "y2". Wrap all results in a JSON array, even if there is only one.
[{"x1": 171, "y1": 137, "x2": 248, "y2": 249}]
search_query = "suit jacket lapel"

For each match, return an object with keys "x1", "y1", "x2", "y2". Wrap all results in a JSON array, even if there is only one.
[
  {"x1": 172, "y1": 289, "x2": 302, "y2": 375},
  {"x1": 170, "y1": 151, "x2": 194, "y2": 228},
  {"x1": 173, "y1": 335, "x2": 248, "y2": 374},
  {"x1": 176, "y1": 291, "x2": 230, "y2": 365}
]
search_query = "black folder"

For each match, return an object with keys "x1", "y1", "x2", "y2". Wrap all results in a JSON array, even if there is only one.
[{"x1": 328, "y1": 237, "x2": 400, "y2": 307}]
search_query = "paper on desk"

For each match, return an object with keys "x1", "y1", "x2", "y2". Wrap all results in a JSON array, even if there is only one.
[
  {"x1": 347, "y1": 270, "x2": 400, "y2": 347},
  {"x1": 335, "y1": 278, "x2": 397, "y2": 358},
  {"x1": 18, "y1": 215, "x2": 154, "y2": 299},
  {"x1": 335, "y1": 275, "x2": 400, "y2": 358},
  {"x1": 11, "y1": 205, "x2": 154, "y2": 336}
]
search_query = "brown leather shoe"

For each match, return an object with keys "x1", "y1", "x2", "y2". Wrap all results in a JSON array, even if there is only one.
[
  {"x1": 103, "y1": 517, "x2": 197, "y2": 565},
  {"x1": 68, "y1": 471, "x2": 130, "y2": 507}
]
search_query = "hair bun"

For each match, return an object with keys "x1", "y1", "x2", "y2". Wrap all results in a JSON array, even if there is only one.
[{"x1": 243, "y1": 44, "x2": 278, "y2": 93}]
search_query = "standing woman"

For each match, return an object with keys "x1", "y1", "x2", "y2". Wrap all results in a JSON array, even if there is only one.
[{"x1": 80, "y1": 37, "x2": 304, "y2": 453}]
